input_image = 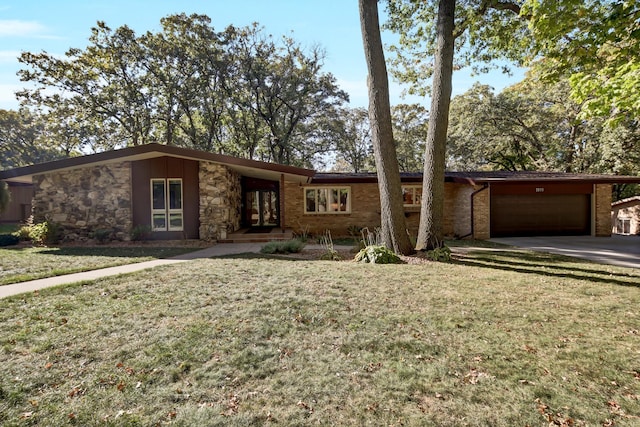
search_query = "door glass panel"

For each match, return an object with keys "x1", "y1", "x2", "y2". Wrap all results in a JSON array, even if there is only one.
[
  {"x1": 152, "y1": 180, "x2": 165, "y2": 210},
  {"x1": 263, "y1": 191, "x2": 278, "y2": 225},
  {"x1": 152, "y1": 213, "x2": 166, "y2": 230},
  {"x1": 168, "y1": 180, "x2": 182, "y2": 209},
  {"x1": 169, "y1": 213, "x2": 183, "y2": 230}
]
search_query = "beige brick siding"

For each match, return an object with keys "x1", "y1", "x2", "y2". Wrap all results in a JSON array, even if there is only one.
[
  {"x1": 472, "y1": 185, "x2": 490, "y2": 239},
  {"x1": 282, "y1": 181, "x2": 469, "y2": 238},
  {"x1": 594, "y1": 184, "x2": 612, "y2": 237}
]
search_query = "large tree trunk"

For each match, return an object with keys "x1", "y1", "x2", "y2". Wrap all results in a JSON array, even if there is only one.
[
  {"x1": 416, "y1": 0, "x2": 456, "y2": 251},
  {"x1": 359, "y1": 0, "x2": 413, "y2": 255}
]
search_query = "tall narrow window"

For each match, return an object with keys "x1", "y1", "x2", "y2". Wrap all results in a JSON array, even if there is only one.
[{"x1": 151, "y1": 179, "x2": 183, "y2": 231}]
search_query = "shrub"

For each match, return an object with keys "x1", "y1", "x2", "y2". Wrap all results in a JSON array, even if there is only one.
[
  {"x1": 425, "y1": 246, "x2": 452, "y2": 262},
  {"x1": 19, "y1": 220, "x2": 61, "y2": 245},
  {"x1": 0, "y1": 233, "x2": 19, "y2": 247},
  {"x1": 354, "y1": 245, "x2": 403, "y2": 264},
  {"x1": 15, "y1": 225, "x2": 32, "y2": 241},
  {"x1": 260, "y1": 239, "x2": 305, "y2": 255},
  {"x1": 130, "y1": 224, "x2": 152, "y2": 241},
  {"x1": 91, "y1": 228, "x2": 113, "y2": 243}
]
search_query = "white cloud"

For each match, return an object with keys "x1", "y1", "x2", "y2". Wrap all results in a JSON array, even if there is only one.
[
  {"x1": 0, "y1": 83, "x2": 22, "y2": 109},
  {"x1": 0, "y1": 50, "x2": 21, "y2": 63},
  {"x1": 0, "y1": 20, "x2": 47, "y2": 37}
]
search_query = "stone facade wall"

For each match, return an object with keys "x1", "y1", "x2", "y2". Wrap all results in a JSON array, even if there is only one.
[
  {"x1": 282, "y1": 181, "x2": 466, "y2": 238},
  {"x1": 594, "y1": 184, "x2": 612, "y2": 236},
  {"x1": 199, "y1": 161, "x2": 241, "y2": 240},
  {"x1": 32, "y1": 162, "x2": 133, "y2": 241}
]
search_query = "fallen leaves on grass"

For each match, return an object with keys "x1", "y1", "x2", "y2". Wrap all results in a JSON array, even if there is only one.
[{"x1": 536, "y1": 398, "x2": 576, "y2": 426}]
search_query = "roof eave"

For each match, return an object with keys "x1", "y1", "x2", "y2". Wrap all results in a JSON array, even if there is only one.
[{"x1": 0, "y1": 143, "x2": 316, "y2": 183}]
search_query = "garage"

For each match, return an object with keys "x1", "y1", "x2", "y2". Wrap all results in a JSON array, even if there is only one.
[{"x1": 490, "y1": 183, "x2": 592, "y2": 237}]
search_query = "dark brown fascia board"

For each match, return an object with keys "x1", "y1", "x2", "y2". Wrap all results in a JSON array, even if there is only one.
[
  {"x1": 0, "y1": 143, "x2": 316, "y2": 182},
  {"x1": 448, "y1": 175, "x2": 640, "y2": 186},
  {"x1": 311, "y1": 172, "x2": 423, "y2": 184}
]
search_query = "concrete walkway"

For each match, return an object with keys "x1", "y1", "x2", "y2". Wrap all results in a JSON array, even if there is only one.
[
  {"x1": 0, "y1": 243, "x2": 267, "y2": 299},
  {"x1": 490, "y1": 235, "x2": 640, "y2": 269}
]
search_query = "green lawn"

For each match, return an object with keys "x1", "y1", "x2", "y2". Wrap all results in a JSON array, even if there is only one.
[
  {"x1": 0, "y1": 246, "x2": 195, "y2": 285},
  {"x1": 0, "y1": 247, "x2": 639, "y2": 426}
]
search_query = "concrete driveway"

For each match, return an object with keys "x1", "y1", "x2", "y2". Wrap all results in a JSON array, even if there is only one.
[{"x1": 489, "y1": 235, "x2": 640, "y2": 269}]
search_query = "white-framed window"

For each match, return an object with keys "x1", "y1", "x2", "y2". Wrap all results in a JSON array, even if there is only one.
[
  {"x1": 151, "y1": 178, "x2": 183, "y2": 231},
  {"x1": 304, "y1": 187, "x2": 351, "y2": 214},
  {"x1": 402, "y1": 185, "x2": 422, "y2": 207},
  {"x1": 616, "y1": 218, "x2": 631, "y2": 235}
]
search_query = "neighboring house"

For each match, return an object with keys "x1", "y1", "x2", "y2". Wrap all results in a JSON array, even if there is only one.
[
  {"x1": 1, "y1": 143, "x2": 640, "y2": 241},
  {"x1": 611, "y1": 196, "x2": 640, "y2": 235}
]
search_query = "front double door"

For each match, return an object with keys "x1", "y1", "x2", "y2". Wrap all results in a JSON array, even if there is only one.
[{"x1": 243, "y1": 178, "x2": 280, "y2": 228}]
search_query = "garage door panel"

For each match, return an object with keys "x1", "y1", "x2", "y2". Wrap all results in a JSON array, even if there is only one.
[{"x1": 491, "y1": 194, "x2": 590, "y2": 237}]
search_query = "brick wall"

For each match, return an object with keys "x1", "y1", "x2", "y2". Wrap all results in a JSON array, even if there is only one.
[
  {"x1": 472, "y1": 186, "x2": 490, "y2": 239},
  {"x1": 282, "y1": 181, "x2": 468, "y2": 238},
  {"x1": 32, "y1": 162, "x2": 133, "y2": 241},
  {"x1": 448, "y1": 184, "x2": 489, "y2": 239},
  {"x1": 594, "y1": 184, "x2": 612, "y2": 237},
  {"x1": 199, "y1": 161, "x2": 241, "y2": 240}
]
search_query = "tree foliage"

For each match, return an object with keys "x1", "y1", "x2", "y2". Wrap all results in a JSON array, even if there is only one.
[
  {"x1": 0, "y1": 109, "x2": 64, "y2": 170},
  {"x1": 523, "y1": 0, "x2": 640, "y2": 123},
  {"x1": 332, "y1": 104, "x2": 427, "y2": 173},
  {"x1": 17, "y1": 14, "x2": 348, "y2": 167},
  {"x1": 446, "y1": 77, "x2": 640, "y2": 198}
]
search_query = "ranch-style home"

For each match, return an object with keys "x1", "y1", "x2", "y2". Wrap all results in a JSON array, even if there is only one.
[{"x1": 1, "y1": 143, "x2": 639, "y2": 242}]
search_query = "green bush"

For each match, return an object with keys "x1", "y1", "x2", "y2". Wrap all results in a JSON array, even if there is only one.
[
  {"x1": 18, "y1": 220, "x2": 61, "y2": 245},
  {"x1": 130, "y1": 224, "x2": 152, "y2": 241},
  {"x1": 354, "y1": 245, "x2": 403, "y2": 264},
  {"x1": 425, "y1": 246, "x2": 452, "y2": 262},
  {"x1": 91, "y1": 228, "x2": 113, "y2": 243},
  {"x1": 0, "y1": 233, "x2": 19, "y2": 247},
  {"x1": 260, "y1": 239, "x2": 305, "y2": 254},
  {"x1": 15, "y1": 225, "x2": 32, "y2": 241}
]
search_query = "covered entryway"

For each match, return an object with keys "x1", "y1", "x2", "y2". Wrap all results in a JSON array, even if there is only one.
[
  {"x1": 490, "y1": 183, "x2": 592, "y2": 237},
  {"x1": 242, "y1": 177, "x2": 280, "y2": 228}
]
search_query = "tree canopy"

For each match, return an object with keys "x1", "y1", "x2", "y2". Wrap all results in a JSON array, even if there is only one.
[{"x1": 17, "y1": 14, "x2": 348, "y2": 167}]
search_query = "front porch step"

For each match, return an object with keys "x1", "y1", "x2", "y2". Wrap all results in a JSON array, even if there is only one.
[{"x1": 219, "y1": 228, "x2": 294, "y2": 243}]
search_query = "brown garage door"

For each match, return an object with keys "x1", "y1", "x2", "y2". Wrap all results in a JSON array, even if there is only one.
[{"x1": 491, "y1": 194, "x2": 591, "y2": 237}]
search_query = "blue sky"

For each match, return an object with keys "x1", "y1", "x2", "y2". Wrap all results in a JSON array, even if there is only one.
[{"x1": 0, "y1": 0, "x2": 525, "y2": 110}]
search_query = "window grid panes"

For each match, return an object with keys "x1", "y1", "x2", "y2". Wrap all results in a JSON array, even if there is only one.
[
  {"x1": 402, "y1": 186, "x2": 422, "y2": 206},
  {"x1": 304, "y1": 187, "x2": 350, "y2": 214}
]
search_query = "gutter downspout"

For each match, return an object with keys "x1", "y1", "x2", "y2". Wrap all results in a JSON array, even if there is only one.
[{"x1": 460, "y1": 183, "x2": 489, "y2": 239}]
